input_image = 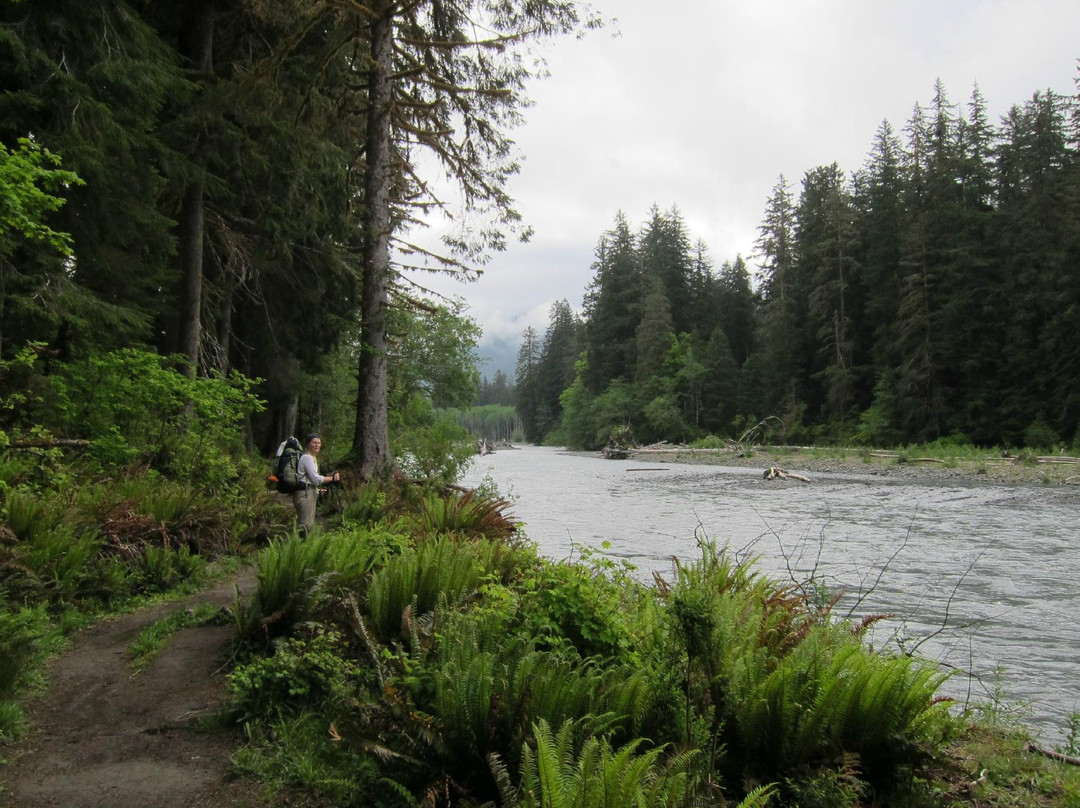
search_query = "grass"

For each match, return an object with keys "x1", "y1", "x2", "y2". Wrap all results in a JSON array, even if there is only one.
[
  {"x1": 930, "y1": 723, "x2": 1080, "y2": 807},
  {"x1": 129, "y1": 603, "x2": 230, "y2": 673}
]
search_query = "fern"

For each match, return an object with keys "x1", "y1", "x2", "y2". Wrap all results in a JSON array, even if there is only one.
[{"x1": 519, "y1": 719, "x2": 697, "y2": 808}]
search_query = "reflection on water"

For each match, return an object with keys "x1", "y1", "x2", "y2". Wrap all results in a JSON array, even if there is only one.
[{"x1": 461, "y1": 445, "x2": 1080, "y2": 743}]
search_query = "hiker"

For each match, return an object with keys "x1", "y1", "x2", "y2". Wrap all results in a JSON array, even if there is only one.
[{"x1": 293, "y1": 433, "x2": 339, "y2": 536}]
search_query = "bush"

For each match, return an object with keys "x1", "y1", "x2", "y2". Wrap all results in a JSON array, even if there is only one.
[
  {"x1": 47, "y1": 349, "x2": 264, "y2": 490},
  {"x1": 229, "y1": 628, "x2": 358, "y2": 722},
  {"x1": 393, "y1": 403, "x2": 475, "y2": 485},
  {"x1": 1024, "y1": 417, "x2": 1059, "y2": 453}
]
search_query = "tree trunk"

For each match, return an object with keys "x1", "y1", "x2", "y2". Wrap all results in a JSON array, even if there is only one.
[
  {"x1": 214, "y1": 268, "x2": 234, "y2": 375},
  {"x1": 176, "y1": 182, "x2": 205, "y2": 376},
  {"x1": 174, "y1": 0, "x2": 215, "y2": 377},
  {"x1": 351, "y1": 0, "x2": 394, "y2": 479}
]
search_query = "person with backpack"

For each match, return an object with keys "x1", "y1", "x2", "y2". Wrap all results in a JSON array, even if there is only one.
[{"x1": 292, "y1": 433, "x2": 339, "y2": 536}]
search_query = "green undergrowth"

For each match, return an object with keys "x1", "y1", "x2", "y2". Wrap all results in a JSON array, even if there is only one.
[
  {"x1": 223, "y1": 477, "x2": 996, "y2": 808},
  {"x1": 5, "y1": 450, "x2": 1079, "y2": 806},
  {"x1": 0, "y1": 451, "x2": 286, "y2": 743}
]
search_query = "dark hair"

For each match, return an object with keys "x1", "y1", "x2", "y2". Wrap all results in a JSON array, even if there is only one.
[{"x1": 304, "y1": 433, "x2": 322, "y2": 448}]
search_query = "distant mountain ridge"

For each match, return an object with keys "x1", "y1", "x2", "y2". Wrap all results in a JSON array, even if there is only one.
[{"x1": 476, "y1": 333, "x2": 519, "y2": 381}]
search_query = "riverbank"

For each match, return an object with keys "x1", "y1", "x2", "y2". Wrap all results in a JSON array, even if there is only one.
[{"x1": 604, "y1": 444, "x2": 1080, "y2": 486}]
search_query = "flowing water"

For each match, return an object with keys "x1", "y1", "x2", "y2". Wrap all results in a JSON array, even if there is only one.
[{"x1": 460, "y1": 445, "x2": 1080, "y2": 744}]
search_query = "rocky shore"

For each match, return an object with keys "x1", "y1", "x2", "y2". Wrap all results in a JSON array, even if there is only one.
[{"x1": 614, "y1": 445, "x2": 1080, "y2": 486}]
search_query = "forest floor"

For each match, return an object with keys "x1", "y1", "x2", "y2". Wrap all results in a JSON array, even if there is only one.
[
  {"x1": 0, "y1": 567, "x2": 275, "y2": 808},
  {"x1": 616, "y1": 445, "x2": 1080, "y2": 486}
]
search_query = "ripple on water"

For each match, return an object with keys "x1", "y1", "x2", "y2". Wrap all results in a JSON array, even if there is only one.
[{"x1": 463, "y1": 446, "x2": 1080, "y2": 743}]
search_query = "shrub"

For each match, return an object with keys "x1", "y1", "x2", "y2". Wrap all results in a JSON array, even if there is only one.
[
  {"x1": 47, "y1": 349, "x2": 264, "y2": 491},
  {"x1": 229, "y1": 628, "x2": 358, "y2": 722}
]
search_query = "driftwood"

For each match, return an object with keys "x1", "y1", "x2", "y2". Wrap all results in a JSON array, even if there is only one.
[
  {"x1": 477, "y1": 439, "x2": 495, "y2": 456},
  {"x1": 763, "y1": 466, "x2": 810, "y2": 483},
  {"x1": 601, "y1": 439, "x2": 629, "y2": 459},
  {"x1": 1026, "y1": 742, "x2": 1080, "y2": 767},
  {"x1": 7, "y1": 438, "x2": 90, "y2": 450}
]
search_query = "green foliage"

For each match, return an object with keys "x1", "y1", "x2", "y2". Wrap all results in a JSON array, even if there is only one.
[
  {"x1": 410, "y1": 488, "x2": 518, "y2": 539},
  {"x1": 230, "y1": 627, "x2": 359, "y2": 722},
  {"x1": 729, "y1": 628, "x2": 951, "y2": 778},
  {"x1": 232, "y1": 712, "x2": 379, "y2": 806},
  {"x1": 241, "y1": 531, "x2": 391, "y2": 642},
  {"x1": 366, "y1": 536, "x2": 509, "y2": 643},
  {"x1": 523, "y1": 545, "x2": 640, "y2": 661},
  {"x1": 1, "y1": 487, "x2": 102, "y2": 604},
  {"x1": 0, "y1": 345, "x2": 49, "y2": 440},
  {"x1": 47, "y1": 349, "x2": 264, "y2": 490},
  {"x1": 131, "y1": 545, "x2": 206, "y2": 596},
  {"x1": 1025, "y1": 417, "x2": 1060, "y2": 453},
  {"x1": 392, "y1": 395, "x2": 476, "y2": 485},
  {"x1": 515, "y1": 718, "x2": 697, "y2": 808},
  {"x1": 341, "y1": 481, "x2": 390, "y2": 526},
  {"x1": 0, "y1": 137, "x2": 81, "y2": 260}
]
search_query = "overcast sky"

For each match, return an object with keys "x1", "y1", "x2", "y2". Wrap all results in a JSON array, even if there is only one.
[{"x1": 420, "y1": 0, "x2": 1080, "y2": 351}]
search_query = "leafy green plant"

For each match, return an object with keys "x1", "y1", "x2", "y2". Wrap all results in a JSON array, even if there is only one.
[
  {"x1": 229, "y1": 628, "x2": 359, "y2": 722},
  {"x1": 231, "y1": 712, "x2": 378, "y2": 805},
  {"x1": 132, "y1": 545, "x2": 206, "y2": 595},
  {"x1": 729, "y1": 628, "x2": 951, "y2": 779},
  {"x1": 393, "y1": 401, "x2": 476, "y2": 486},
  {"x1": 523, "y1": 546, "x2": 641, "y2": 661},
  {"x1": 47, "y1": 349, "x2": 263, "y2": 491},
  {"x1": 366, "y1": 536, "x2": 509, "y2": 642},
  {"x1": 510, "y1": 718, "x2": 699, "y2": 808},
  {"x1": 0, "y1": 604, "x2": 62, "y2": 741},
  {"x1": 238, "y1": 530, "x2": 397, "y2": 643},
  {"x1": 411, "y1": 488, "x2": 518, "y2": 539}
]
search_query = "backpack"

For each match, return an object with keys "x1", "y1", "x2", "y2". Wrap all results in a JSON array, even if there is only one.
[{"x1": 273, "y1": 436, "x2": 303, "y2": 493}]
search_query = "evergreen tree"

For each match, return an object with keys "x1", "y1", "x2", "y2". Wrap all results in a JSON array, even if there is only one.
[
  {"x1": 894, "y1": 100, "x2": 947, "y2": 440},
  {"x1": 798, "y1": 163, "x2": 860, "y2": 432},
  {"x1": 477, "y1": 369, "x2": 514, "y2": 406},
  {"x1": 635, "y1": 276, "x2": 675, "y2": 389},
  {"x1": 854, "y1": 120, "x2": 905, "y2": 397},
  {"x1": 514, "y1": 326, "x2": 542, "y2": 443},
  {"x1": 700, "y1": 325, "x2": 739, "y2": 435},
  {"x1": 715, "y1": 256, "x2": 756, "y2": 367},
  {"x1": 0, "y1": 0, "x2": 188, "y2": 356},
  {"x1": 535, "y1": 299, "x2": 583, "y2": 438},
  {"x1": 331, "y1": 0, "x2": 601, "y2": 476},
  {"x1": 583, "y1": 211, "x2": 640, "y2": 391},
  {"x1": 995, "y1": 90, "x2": 1076, "y2": 444},
  {"x1": 754, "y1": 174, "x2": 807, "y2": 420},
  {"x1": 639, "y1": 205, "x2": 694, "y2": 334}
]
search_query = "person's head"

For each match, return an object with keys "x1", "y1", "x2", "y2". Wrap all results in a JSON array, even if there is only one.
[{"x1": 304, "y1": 433, "x2": 323, "y2": 453}]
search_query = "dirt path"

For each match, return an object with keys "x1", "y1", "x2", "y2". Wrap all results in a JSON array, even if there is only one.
[{"x1": 2, "y1": 569, "x2": 271, "y2": 808}]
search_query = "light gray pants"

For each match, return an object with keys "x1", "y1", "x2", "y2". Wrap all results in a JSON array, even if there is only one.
[{"x1": 292, "y1": 486, "x2": 318, "y2": 532}]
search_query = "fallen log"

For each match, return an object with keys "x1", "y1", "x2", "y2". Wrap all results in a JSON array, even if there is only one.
[
  {"x1": 763, "y1": 466, "x2": 810, "y2": 483},
  {"x1": 1026, "y1": 742, "x2": 1080, "y2": 767},
  {"x1": 7, "y1": 438, "x2": 91, "y2": 450}
]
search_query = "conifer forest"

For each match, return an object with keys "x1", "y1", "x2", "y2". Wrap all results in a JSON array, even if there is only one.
[{"x1": 515, "y1": 80, "x2": 1080, "y2": 452}]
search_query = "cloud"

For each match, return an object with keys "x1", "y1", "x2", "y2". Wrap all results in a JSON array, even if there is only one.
[{"x1": 421, "y1": 0, "x2": 1080, "y2": 344}]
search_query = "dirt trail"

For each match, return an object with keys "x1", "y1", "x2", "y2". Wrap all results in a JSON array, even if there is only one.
[{"x1": 2, "y1": 569, "x2": 270, "y2": 808}]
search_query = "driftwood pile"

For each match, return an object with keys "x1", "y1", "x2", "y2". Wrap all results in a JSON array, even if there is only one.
[{"x1": 763, "y1": 466, "x2": 810, "y2": 483}]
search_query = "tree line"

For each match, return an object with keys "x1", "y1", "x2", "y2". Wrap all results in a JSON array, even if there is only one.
[
  {"x1": 516, "y1": 77, "x2": 1080, "y2": 451},
  {"x1": 0, "y1": 0, "x2": 597, "y2": 472}
]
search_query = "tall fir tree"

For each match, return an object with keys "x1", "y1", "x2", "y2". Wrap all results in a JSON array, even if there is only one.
[{"x1": 583, "y1": 211, "x2": 641, "y2": 392}]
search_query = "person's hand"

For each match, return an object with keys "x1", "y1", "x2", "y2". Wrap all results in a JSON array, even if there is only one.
[{"x1": 333, "y1": 471, "x2": 341, "y2": 482}]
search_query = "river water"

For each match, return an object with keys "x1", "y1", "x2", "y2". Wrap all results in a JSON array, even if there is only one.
[{"x1": 460, "y1": 445, "x2": 1080, "y2": 744}]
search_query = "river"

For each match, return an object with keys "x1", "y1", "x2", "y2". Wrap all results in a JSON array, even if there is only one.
[{"x1": 459, "y1": 445, "x2": 1080, "y2": 745}]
